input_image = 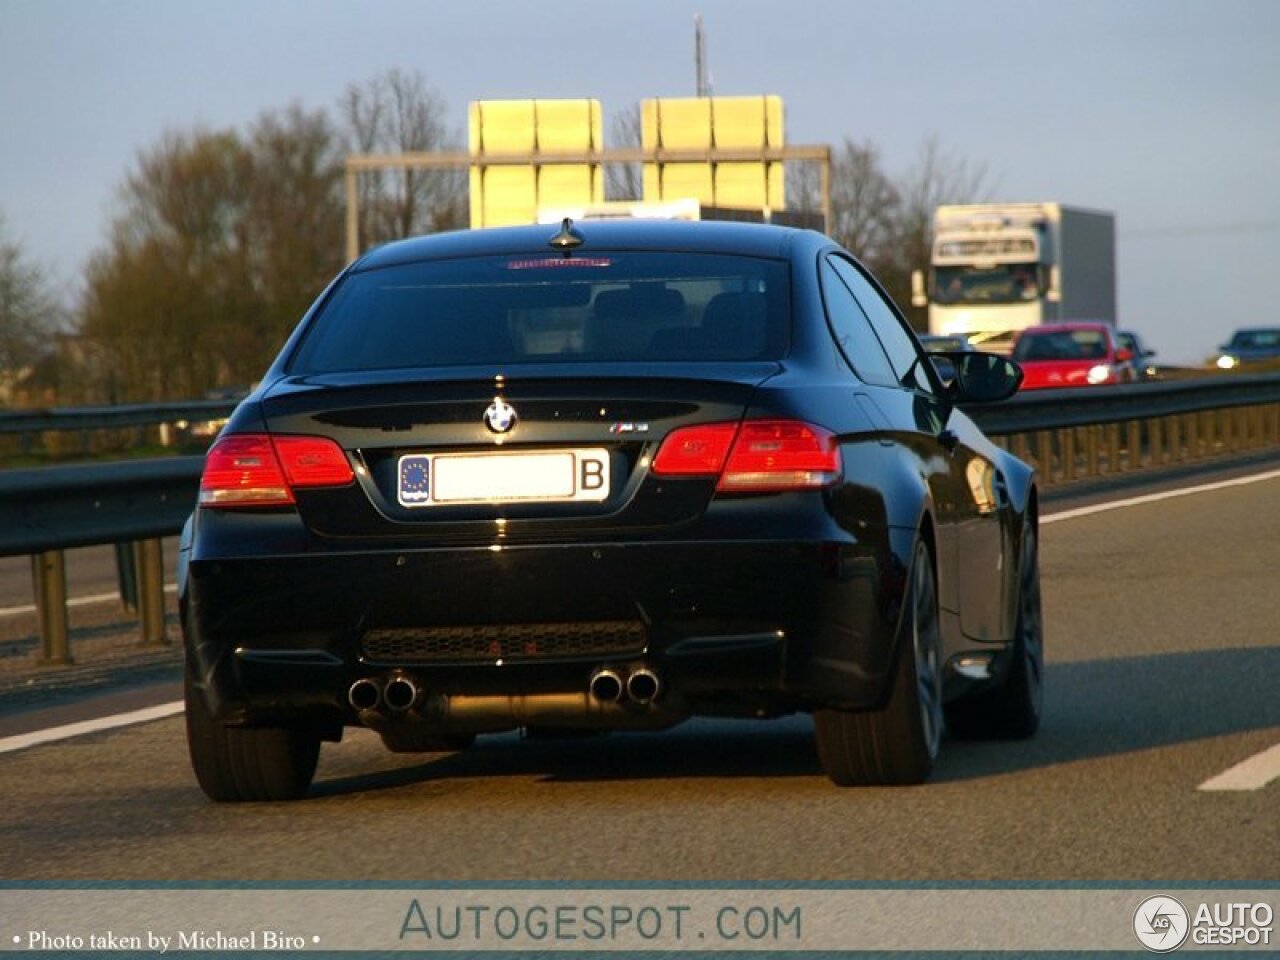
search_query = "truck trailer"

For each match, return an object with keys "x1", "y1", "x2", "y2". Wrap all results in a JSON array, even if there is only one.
[{"x1": 912, "y1": 202, "x2": 1116, "y2": 352}]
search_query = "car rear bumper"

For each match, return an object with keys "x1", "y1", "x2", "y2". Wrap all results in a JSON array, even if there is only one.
[{"x1": 182, "y1": 520, "x2": 915, "y2": 730}]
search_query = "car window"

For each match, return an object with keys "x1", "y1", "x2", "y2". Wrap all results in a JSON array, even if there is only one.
[
  {"x1": 1013, "y1": 329, "x2": 1109, "y2": 362},
  {"x1": 289, "y1": 252, "x2": 791, "y2": 372},
  {"x1": 829, "y1": 256, "x2": 935, "y2": 395},
  {"x1": 818, "y1": 258, "x2": 897, "y2": 387}
]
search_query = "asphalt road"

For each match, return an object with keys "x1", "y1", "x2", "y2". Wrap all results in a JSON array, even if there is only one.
[{"x1": 0, "y1": 473, "x2": 1276, "y2": 882}]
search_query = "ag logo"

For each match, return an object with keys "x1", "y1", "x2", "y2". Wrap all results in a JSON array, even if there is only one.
[
  {"x1": 483, "y1": 398, "x2": 517, "y2": 434},
  {"x1": 1133, "y1": 895, "x2": 1190, "y2": 953}
]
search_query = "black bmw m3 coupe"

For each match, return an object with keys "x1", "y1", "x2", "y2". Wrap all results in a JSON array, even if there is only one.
[{"x1": 181, "y1": 218, "x2": 1041, "y2": 801}]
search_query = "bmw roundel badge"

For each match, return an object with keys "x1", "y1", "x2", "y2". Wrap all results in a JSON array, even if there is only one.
[{"x1": 484, "y1": 398, "x2": 517, "y2": 434}]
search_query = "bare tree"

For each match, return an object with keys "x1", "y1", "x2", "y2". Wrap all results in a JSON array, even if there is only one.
[
  {"x1": 894, "y1": 135, "x2": 991, "y2": 275},
  {"x1": 80, "y1": 114, "x2": 346, "y2": 402},
  {"x1": 827, "y1": 138, "x2": 901, "y2": 267},
  {"x1": 0, "y1": 214, "x2": 62, "y2": 393},
  {"x1": 882, "y1": 136, "x2": 992, "y2": 328},
  {"x1": 340, "y1": 69, "x2": 465, "y2": 246},
  {"x1": 242, "y1": 104, "x2": 345, "y2": 370}
]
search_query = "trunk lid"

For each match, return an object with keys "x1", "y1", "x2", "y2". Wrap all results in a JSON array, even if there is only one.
[{"x1": 260, "y1": 361, "x2": 779, "y2": 540}]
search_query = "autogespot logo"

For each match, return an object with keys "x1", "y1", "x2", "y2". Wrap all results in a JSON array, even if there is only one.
[{"x1": 1134, "y1": 895, "x2": 1190, "y2": 953}]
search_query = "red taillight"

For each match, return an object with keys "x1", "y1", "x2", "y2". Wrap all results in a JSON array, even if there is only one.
[
  {"x1": 650, "y1": 423, "x2": 738, "y2": 476},
  {"x1": 273, "y1": 436, "x2": 357, "y2": 488},
  {"x1": 719, "y1": 420, "x2": 841, "y2": 491},
  {"x1": 199, "y1": 434, "x2": 353, "y2": 508},
  {"x1": 651, "y1": 419, "x2": 840, "y2": 492}
]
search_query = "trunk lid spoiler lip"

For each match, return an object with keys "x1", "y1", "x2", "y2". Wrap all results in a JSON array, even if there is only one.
[{"x1": 262, "y1": 360, "x2": 785, "y2": 401}]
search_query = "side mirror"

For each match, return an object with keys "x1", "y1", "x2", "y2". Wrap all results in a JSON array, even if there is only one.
[
  {"x1": 1045, "y1": 265, "x2": 1062, "y2": 304},
  {"x1": 929, "y1": 354, "x2": 958, "y2": 384},
  {"x1": 910, "y1": 269, "x2": 927, "y2": 308},
  {"x1": 950, "y1": 352, "x2": 1024, "y2": 404}
]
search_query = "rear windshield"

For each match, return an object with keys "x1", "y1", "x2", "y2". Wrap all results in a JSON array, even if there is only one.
[
  {"x1": 1013, "y1": 329, "x2": 1109, "y2": 362},
  {"x1": 289, "y1": 252, "x2": 791, "y2": 373}
]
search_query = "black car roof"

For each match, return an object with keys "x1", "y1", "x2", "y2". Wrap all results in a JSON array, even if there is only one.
[{"x1": 353, "y1": 218, "x2": 815, "y2": 271}]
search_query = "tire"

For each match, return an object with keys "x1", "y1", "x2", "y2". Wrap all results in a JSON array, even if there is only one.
[
  {"x1": 945, "y1": 521, "x2": 1044, "y2": 740},
  {"x1": 814, "y1": 537, "x2": 943, "y2": 786},
  {"x1": 184, "y1": 664, "x2": 320, "y2": 802}
]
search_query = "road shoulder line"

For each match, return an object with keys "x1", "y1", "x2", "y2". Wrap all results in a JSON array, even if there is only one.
[{"x1": 0, "y1": 700, "x2": 183, "y2": 756}]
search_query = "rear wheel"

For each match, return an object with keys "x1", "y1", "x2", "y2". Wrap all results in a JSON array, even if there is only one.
[
  {"x1": 184, "y1": 664, "x2": 320, "y2": 802},
  {"x1": 945, "y1": 522, "x2": 1043, "y2": 739},
  {"x1": 814, "y1": 537, "x2": 942, "y2": 786}
]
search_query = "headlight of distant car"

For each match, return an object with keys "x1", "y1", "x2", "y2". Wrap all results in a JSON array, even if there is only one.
[
  {"x1": 1216, "y1": 354, "x2": 1239, "y2": 370},
  {"x1": 1087, "y1": 364, "x2": 1112, "y2": 384}
]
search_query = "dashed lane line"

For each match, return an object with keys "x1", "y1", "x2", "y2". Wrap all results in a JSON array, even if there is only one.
[
  {"x1": 1198, "y1": 742, "x2": 1280, "y2": 792},
  {"x1": 1041, "y1": 468, "x2": 1280, "y2": 524},
  {"x1": 0, "y1": 701, "x2": 184, "y2": 756},
  {"x1": 0, "y1": 582, "x2": 178, "y2": 619}
]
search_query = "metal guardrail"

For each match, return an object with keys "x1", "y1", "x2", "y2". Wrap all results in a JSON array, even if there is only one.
[
  {"x1": 0, "y1": 399, "x2": 238, "y2": 436},
  {"x1": 1, "y1": 373, "x2": 1278, "y2": 665},
  {"x1": 0, "y1": 398, "x2": 238, "y2": 463},
  {"x1": 0, "y1": 457, "x2": 204, "y2": 663},
  {"x1": 970, "y1": 371, "x2": 1280, "y2": 484}
]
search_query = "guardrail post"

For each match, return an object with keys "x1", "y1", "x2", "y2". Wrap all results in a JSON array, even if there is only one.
[
  {"x1": 1126, "y1": 421, "x2": 1141, "y2": 471},
  {"x1": 31, "y1": 551, "x2": 72, "y2": 665},
  {"x1": 1085, "y1": 425, "x2": 1100, "y2": 478},
  {"x1": 1036, "y1": 432, "x2": 1054, "y2": 484},
  {"x1": 115, "y1": 541, "x2": 138, "y2": 613},
  {"x1": 1061, "y1": 429, "x2": 1076, "y2": 482},
  {"x1": 134, "y1": 538, "x2": 169, "y2": 646}
]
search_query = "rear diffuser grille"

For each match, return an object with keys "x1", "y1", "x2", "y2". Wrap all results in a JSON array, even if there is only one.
[{"x1": 361, "y1": 621, "x2": 647, "y2": 663}]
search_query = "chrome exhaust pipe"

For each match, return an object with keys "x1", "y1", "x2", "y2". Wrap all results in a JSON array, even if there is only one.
[
  {"x1": 626, "y1": 668, "x2": 661, "y2": 705},
  {"x1": 588, "y1": 668, "x2": 624, "y2": 704},
  {"x1": 383, "y1": 674, "x2": 420, "y2": 712},
  {"x1": 348, "y1": 677, "x2": 382, "y2": 712}
]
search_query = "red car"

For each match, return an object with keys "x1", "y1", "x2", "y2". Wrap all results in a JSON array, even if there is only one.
[{"x1": 1011, "y1": 323, "x2": 1136, "y2": 389}]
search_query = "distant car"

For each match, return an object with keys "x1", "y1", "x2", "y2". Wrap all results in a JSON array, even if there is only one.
[
  {"x1": 918, "y1": 333, "x2": 973, "y2": 354},
  {"x1": 917, "y1": 334, "x2": 973, "y2": 382},
  {"x1": 1115, "y1": 330, "x2": 1160, "y2": 380},
  {"x1": 1011, "y1": 322, "x2": 1136, "y2": 389},
  {"x1": 180, "y1": 218, "x2": 1040, "y2": 801},
  {"x1": 1213, "y1": 327, "x2": 1280, "y2": 370}
]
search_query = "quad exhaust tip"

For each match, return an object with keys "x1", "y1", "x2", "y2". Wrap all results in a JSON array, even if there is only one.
[
  {"x1": 383, "y1": 675, "x2": 420, "y2": 712},
  {"x1": 626, "y1": 668, "x2": 661, "y2": 705},
  {"x1": 348, "y1": 677, "x2": 382, "y2": 712},
  {"x1": 588, "y1": 668, "x2": 625, "y2": 704}
]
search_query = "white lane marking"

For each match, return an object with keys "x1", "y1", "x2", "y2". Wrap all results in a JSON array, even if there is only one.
[
  {"x1": 1198, "y1": 742, "x2": 1280, "y2": 791},
  {"x1": 0, "y1": 701, "x2": 184, "y2": 756},
  {"x1": 1040, "y1": 465, "x2": 1280, "y2": 794},
  {"x1": 0, "y1": 582, "x2": 177, "y2": 619},
  {"x1": 1041, "y1": 468, "x2": 1280, "y2": 524}
]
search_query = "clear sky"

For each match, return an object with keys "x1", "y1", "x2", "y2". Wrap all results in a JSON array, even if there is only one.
[{"x1": 3, "y1": 0, "x2": 1278, "y2": 364}]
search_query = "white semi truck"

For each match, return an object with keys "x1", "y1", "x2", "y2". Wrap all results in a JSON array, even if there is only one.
[{"x1": 912, "y1": 202, "x2": 1116, "y2": 352}]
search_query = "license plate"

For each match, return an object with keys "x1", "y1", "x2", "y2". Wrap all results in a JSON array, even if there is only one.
[{"x1": 397, "y1": 448, "x2": 610, "y2": 507}]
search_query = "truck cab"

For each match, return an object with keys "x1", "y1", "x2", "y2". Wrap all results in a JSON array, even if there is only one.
[{"x1": 912, "y1": 203, "x2": 1115, "y2": 354}]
